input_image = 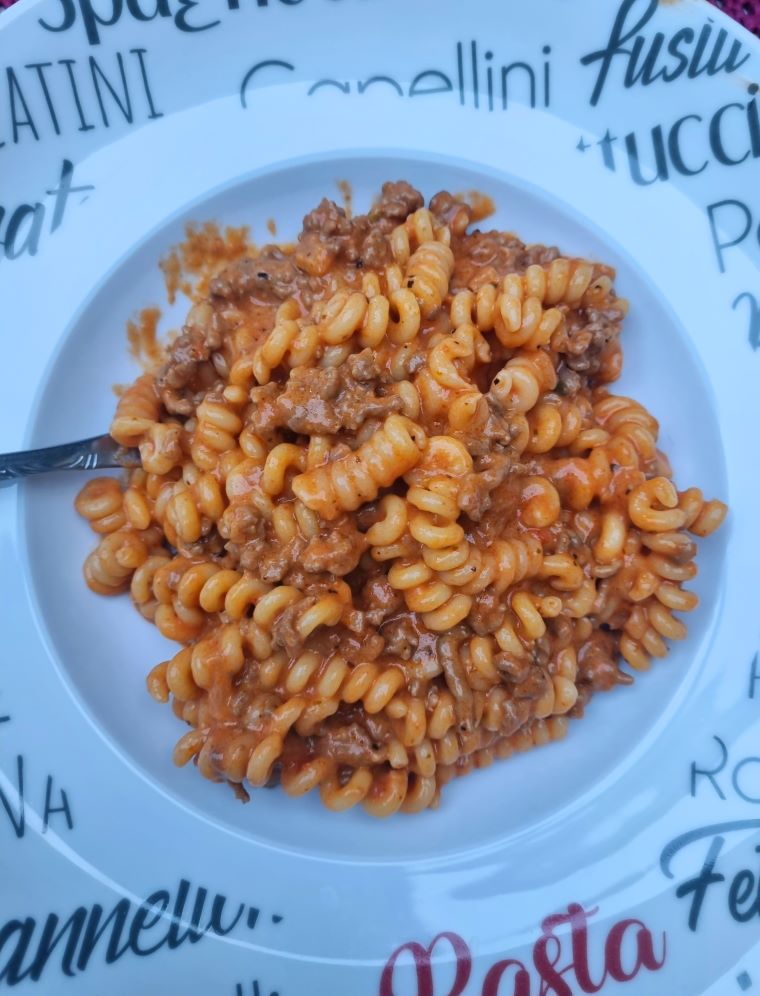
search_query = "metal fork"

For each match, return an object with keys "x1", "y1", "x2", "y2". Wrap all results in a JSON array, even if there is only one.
[{"x1": 0, "y1": 434, "x2": 140, "y2": 488}]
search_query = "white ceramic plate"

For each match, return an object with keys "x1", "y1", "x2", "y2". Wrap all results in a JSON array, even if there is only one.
[{"x1": 1, "y1": 1, "x2": 759, "y2": 992}]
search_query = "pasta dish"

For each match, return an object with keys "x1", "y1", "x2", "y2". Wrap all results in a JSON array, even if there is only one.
[{"x1": 75, "y1": 182, "x2": 726, "y2": 816}]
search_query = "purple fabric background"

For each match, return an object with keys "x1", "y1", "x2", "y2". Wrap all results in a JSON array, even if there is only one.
[
  {"x1": 0, "y1": 0, "x2": 758, "y2": 27},
  {"x1": 710, "y1": 0, "x2": 760, "y2": 35}
]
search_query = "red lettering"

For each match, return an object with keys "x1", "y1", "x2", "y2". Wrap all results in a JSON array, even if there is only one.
[
  {"x1": 378, "y1": 908, "x2": 666, "y2": 995},
  {"x1": 604, "y1": 920, "x2": 667, "y2": 983},
  {"x1": 379, "y1": 932, "x2": 471, "y2": 996},
  {"x1": 482, "y1": 958, "x2": 532, "y2": 996},
  {"x1": 538, "y1": 905, "x2": 603, "y2": 995},
  {"x1": 532, "y1": 928, "x2": 572, "y2": 996}
]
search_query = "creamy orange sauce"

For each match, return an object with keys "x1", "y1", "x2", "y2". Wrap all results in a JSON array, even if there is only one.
[
  {"x1": 160, "y1": 223, "x2": 253, "y2": 304},
  {"x1": 457, "y1": 191, "x2": 496, "y2": 223},
  {"x1": 127, "y1": 306, "x2": 165, "y2": 373},
  {"x1": 337, "y1": 180, "x2": 353, "y2": 218}
]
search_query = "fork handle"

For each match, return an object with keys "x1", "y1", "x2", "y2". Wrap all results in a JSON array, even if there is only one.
[{"x1": 0, "y1": 434, "x2": 138, "y2": 488}]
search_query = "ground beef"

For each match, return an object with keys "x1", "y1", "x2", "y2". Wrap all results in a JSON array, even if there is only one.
[
  {"x1": 369, "y1": 181, "x2": 425, "y2": 224},
  {"x1": 380, "y1": 614, "x2": 419, "y2": 659},
  {"x1": 457, "y1": 454, "x2": 513, "y2": 521},
  {"x1": 312, "y1": 717, "x2": 387, "y2": 766},
  {"x1": 209, "y1": 250, "x2": 306, "y2": 302},
  {"x1": 361, "y1": 577, "x2": 404, "y2": 627},
  {"x1": 271, "y1": 596, "x2": 316, "y2": 650},
  {"x1": 452, "y1": 231, "x2": 560, "y2": 292},
  {"x1": 576, "y1": 632, "x2": 621, "y2": 691},
  {"x1": 157, "y1": 303, "x2": 224, "y2": 412},
  {"x1": 248, "y1": 353, "x2": 400, "y2": 436},
  {"x1": 302, "y1": 520, "x2": 367, "y2": 575},
  {"x1": 469, "y1": 589, "x2": 505, "y2": 634}
]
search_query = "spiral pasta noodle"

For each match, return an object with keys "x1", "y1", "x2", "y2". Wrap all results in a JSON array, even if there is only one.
[{"x1": 75, "y1": 181, "x2": 727, "y2": 816}]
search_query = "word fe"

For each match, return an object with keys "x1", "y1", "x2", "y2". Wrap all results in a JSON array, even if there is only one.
[
  {"x1": 580, "y1": 0, "x2": 750, "y2": 106},
  {"x1": 0, "y1": 755, "x2": 73, "y2": 839},
  {"x1": 0, "y1": 879, "x2": 265, "y2": 986},
  {"x1": 240, "y1": 42, "x2": 551, "y2": 113},
  {"x1": 661, "y1": 821, "x2": 760, "y2": 932},
  {"x1": 692, "y1": 736, "x2": 760, "y2": 805},
  {"x1": 379, "y1": 904, "x2": 666, "y2": 996},
  {"x1": 1, "y1": 49, "x2": 163, "y2": 152},
  {"x1": 0, "y1": 159, "x2": 94, "y2": 264}
]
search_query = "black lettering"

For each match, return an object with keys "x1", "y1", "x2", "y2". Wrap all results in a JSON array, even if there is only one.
[
  {"x1": 128, "y1": 891, "x2": 171, "y2": 955},
  {"x1": 674, "y1": 835, "x2": 726, "y2": 932},
  {"x1": 624, "y1": 126, "x2": 669, "y2": 185},
  {"x1": 661, "y1": 822, "x2": 760, "y2": 930},
  {"x1": 25, "y1": 63, "x2": 61, "y2": 135},
  {"x1": 42, "y1": 775, "x2": 73, "y2": 832},
  {"x1": 38, "y1": 0, "x2": 76, "y2": 34},
  {"x1": 580, "y1": 0, "x2": 659, "y2": 106},
  {"x1": 46, "y1": 159, "x2": 95, "y2": 233},
  {"x1": 668, "y1": 114, "x2": 707, "y2": 176},
  {"x1": 7, "y1": 68, "x2": 39, "y2": 144},
  {"x1": 0, "y1": 919, "x2": 35, "y2": 985},
  {"x1": 173, "y1": 0, "x2": 219, "y2": 33},
  {"x1": 28, "y1": 909, "x2": 88, "y2": 980},
  {"x1": 748, "y1": 648, "x2": 760, "y2": 699},
  {"x1": 240, "y1": 60, "x2": 295, "y2": 107},
  {"x1": 409, "y1": 71, "x2": 452, "y2": 98},
  {"x1": 59, "y1": 59, "x2": 96, "y2": 131},
  {"x1": 131, "y1": 49, "x2": 164, "y2": 119},
  {"x1": 622, "y1": 35, "x2": 648, "y2": 88},
  {"x1": 471, "y1": 40, "x2": 479, "y2": 110},
  {"x1": 457, "y1": 41, "x2": 465, "y2": 106},
  {"x1": 76, "y1": 901, "x2": 131, "y2": 969},
  {"x1": 79, "y1": 0, "x2": 123, "y2": 46},
  {"x1": 166, "y1": 879, "x2": 205, "y2": 948},
  {"x1": 206, "y1": 895, "x2": 244, "y2": 936},
  {"x1": 710, "y1": 101, "x2": 750, "y2": 166},
  {"x1": 688, "y1": 21, "x2": 716, "y2": 79},
  {"x1": 6, "y1": 205, "x2": 43, "y2": 258},
  {"x1": 307, "y1": 79, "x2": 349, "y2": 95},
  {"x1": 90, "y1": 53, "x2": 133, "y2": 126},
  {"x1": 691, "y1": 735, "x2": 727, "y2": 799},
  {"x1": 500, "y1": 62, "x2": 536, "y2": 109},
  {"x1": 665, "y1": 28, "x2": 694, "y2": 80},
  {"x1": 707, "y1": 198, "x2": 752, "y2": 273},
  {"x1": 0, "y1": 755, "x2": 24, "y2": 836},
  {"x1": 728, "y1": 869, "x2": 760, "y2": 922},
  {"x1": 125, "y1": 0, "x2": 170, "y2": 20},
  {"x1": 734, "y1": 293, "x2": 760, "y2": 351},
  {"x1": 747, "y1": 92, "x2": 760, "y2": 159},
  {"x1": 733, "y1": 758, "x2": 760, "y2": 804},
  {"x1": 628, "y1": 31, "x2": 666, "y2": 86},
  {"x1": 700, "y1": 26, "x2": 751, "y2": 78},
  {"x1": 357, "y1": 76, "x2": 402, "y2": 95}
]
